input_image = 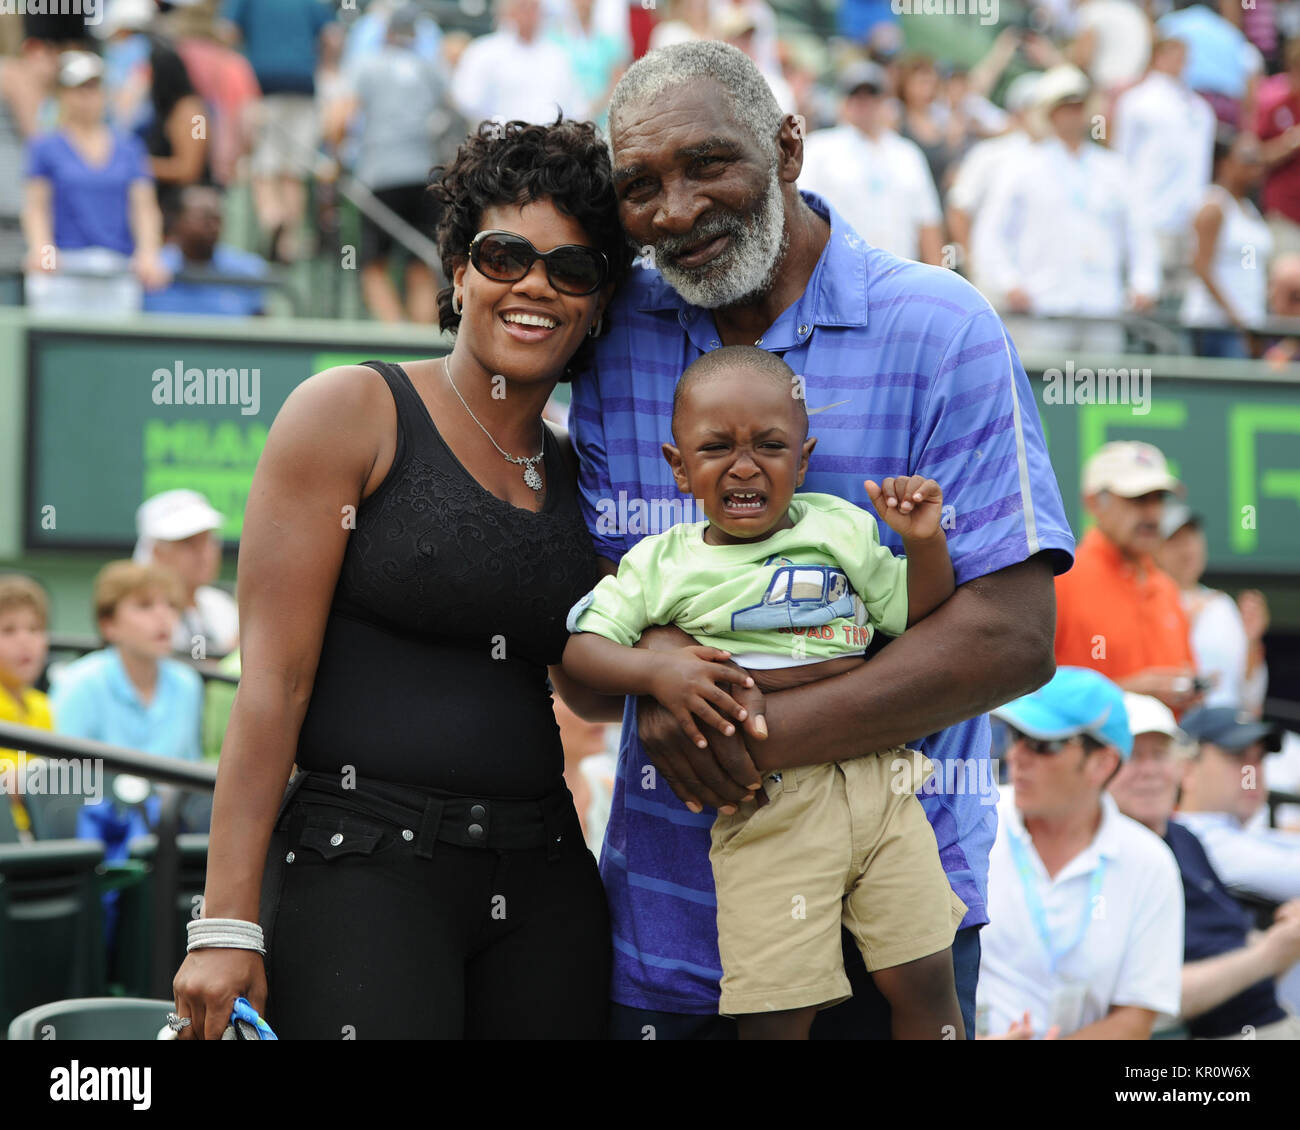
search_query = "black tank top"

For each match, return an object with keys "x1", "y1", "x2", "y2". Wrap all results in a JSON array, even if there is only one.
[{"x1": 295, "y1": 361, "x2": 600, "y2": 796}]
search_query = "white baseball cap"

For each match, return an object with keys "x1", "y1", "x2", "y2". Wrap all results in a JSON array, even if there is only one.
[
  {"x1": 91, "y1": 0, "x2": 158, "y2": 40},
  {"x1": 1082, "y1": 441, "x2": 1183, "y2": 498},
  {"x1": 133, "y1": 490, "x2": 224, "y2": 562},
  {"x1": 57, "y1": 51, "x2": 105, "y2": 88},
  {"x1": 1123, "y1": 693, "x2": 1181, "y2": 740}
]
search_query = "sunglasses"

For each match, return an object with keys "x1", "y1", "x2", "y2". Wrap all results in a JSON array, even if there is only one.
[
  {"x1": 468, "y1": 230, "x2": 608, "y2": 297},
  {"x1": 1006, "y1": 727, "x2": 1099, "y2": 756}
]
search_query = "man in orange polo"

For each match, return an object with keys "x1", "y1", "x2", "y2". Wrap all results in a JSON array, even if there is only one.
[{"x1": 1055, "y1": 442, "x2": 1202, "y2": 715}]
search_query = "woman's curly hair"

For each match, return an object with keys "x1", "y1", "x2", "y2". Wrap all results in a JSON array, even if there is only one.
[{"x1": 428, "y1": 116, "x2": 632, "y2": 339}]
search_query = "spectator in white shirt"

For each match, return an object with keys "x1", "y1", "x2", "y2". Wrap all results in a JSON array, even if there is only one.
[
  {"x1": 981, "y1": 65, "x2": 1160, "y2": 355},
  {"x1": 799, "y1": 61, "x2": 943, "y2": 265},
  {"x1": 133, "y1": 489, "x2": 239, "y2": 657},
  {"x1": 1112, "y1": 36, "x2": 1216, "y2": 302},
  {"x1": 451, "y1": 0, "x2": 586, "y2": 128},
  {"x1": 1179, "y1": 132, "x2": 1274, "y2": 358},
  {"x1": 1177, "y1": 707, "x2": 1299, "y2": 905},
  {"x1": 978, "y1": 666, "x2": 1184, "y2": 1040},
  {"x1": 1155, "y1": 503, "x2": 1269, "y2": 714},
  {"x1": 946, "y1": 71, "x2": 1042, "y2": 301}
]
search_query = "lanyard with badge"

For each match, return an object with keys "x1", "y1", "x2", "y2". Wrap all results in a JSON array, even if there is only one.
[{"x1": 1008, "y1": 831, "x2": 1106, "y2": 1035}]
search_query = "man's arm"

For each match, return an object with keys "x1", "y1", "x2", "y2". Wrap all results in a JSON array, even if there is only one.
[
  {"x1": 1204, "y1": 828, "x2": 1300, "y2": 904},
  {"x1": 1065, "y1": 1005, "x2": 1157, "y2": 1040},
  {"x1": 1179, "y1": 911, "x2": 1300, "y2": 1021},
  {"x1": 749, "y1": 553, "x2": 1055, "y2": 771}
]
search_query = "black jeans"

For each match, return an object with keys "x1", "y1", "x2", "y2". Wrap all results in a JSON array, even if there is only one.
[{"x1": 260, "y1": 772, "x2": 610, "y2": 1039}]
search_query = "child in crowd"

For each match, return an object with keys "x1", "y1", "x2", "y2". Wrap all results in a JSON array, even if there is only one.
[
  {"x1": 563, "y1": 346, "x2": 968, "y2": 1039},
  {"x1": 0, "y1": 575, "x2": 54, "y2": 839},
  {"x1": 52, "y1": 560, "x2": 203, "y2": 763}
]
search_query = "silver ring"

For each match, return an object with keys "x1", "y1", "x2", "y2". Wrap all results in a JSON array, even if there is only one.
[{"x1": 166, "y1": 1012, "x2": 192, "y2": 1032}]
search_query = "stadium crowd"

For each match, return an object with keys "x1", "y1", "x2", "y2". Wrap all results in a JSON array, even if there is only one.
[
  {"x1": 0, "y1": 0, "x2": 1298, "y2": 1042},
  {"x1": 6, "y1": 0, "x2": 1300, "y2": 350}
]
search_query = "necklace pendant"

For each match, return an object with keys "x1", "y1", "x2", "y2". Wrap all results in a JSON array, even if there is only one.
[{"x1": 523, "y1": 463, "x2": 544, "y2": 491}]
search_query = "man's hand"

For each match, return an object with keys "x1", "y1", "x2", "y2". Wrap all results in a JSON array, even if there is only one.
[
  {"x1": 1118, "y1": 666, "x2": 1203, "y2": 713},
  {"x1": 864, "y1": 475, "x2": 944, "y2": 540},
  {"x1": 1005, "y1": 287, "x2": 1032, "y2": 314},
  {"x1": 1261, "y1": 906, "x2": 1300, "y2": 975},
  {"x1": 977, "y1": 1010, "x2": 1060, "y2": 1040},
  {"x1": 637, "y1": 694, "x2": 763, "y2": 814},
  {"x1": 647, "y1": 646, "x2": 754, "y2": 751}
]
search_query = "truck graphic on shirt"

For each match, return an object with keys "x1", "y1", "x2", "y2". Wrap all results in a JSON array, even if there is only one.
[{"x1": 730, "y1": 565, "x2": 859, "y2": 631}]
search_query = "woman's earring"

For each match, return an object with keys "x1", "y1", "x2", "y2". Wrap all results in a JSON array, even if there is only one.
[
  {"x1": 452, "y1": 291, "x2": 463, "y2": 316},
  {"x1": 588, "y1": 315, "x2": 603, "y2": 338}
]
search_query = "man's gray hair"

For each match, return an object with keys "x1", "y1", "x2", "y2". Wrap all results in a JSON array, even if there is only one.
[{"x1": 608, "y1": 41, "x2": 785, "y2": 165}]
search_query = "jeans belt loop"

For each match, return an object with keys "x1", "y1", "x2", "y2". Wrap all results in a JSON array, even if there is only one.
[
  {"x1": 415, "y1": 794, "x2": 445, "y2": 859},
  {"x1": 274, "y1": 770, "x2": 311, "y2": 832}
]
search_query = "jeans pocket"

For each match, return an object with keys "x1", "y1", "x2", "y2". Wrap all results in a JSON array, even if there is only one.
[{"x1": 289, "y1": 802, "x2": 398, "y2": 863}]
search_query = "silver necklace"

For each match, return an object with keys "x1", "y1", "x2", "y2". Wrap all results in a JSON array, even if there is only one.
[{"x1": 442, "y1": 356, "x2": 545, "y2": 491}]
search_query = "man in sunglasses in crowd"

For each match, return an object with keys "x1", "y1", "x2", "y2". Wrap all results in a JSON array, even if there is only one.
[
  {"x1": 977, "y1": 667, "x2": 1184, "y2": 1039},
  {"x1": 568, "y1": 39, "x2": 1076, "y2": 1040}
]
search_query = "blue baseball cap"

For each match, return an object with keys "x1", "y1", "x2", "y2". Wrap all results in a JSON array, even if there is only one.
[{"x1": 992, "y1": 667, "x2": 1133, "y2": 758}]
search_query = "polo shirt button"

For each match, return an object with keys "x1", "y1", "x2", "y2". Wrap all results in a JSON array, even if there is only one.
[
  {"x1": 330, "y1": 833, "x2": 343, "y2": 846},
  {"x1": 468, "y1": 823, "x2": 485, "y2": 840},
  {"x1": 470, "y1": 804, "x2": 486, "y2": 820},
  {"x1": 285, "y1": 852, "x2": 295, "y2": 864}
]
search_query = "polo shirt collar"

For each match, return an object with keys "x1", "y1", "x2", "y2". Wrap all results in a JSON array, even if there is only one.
[
  {"x1": 105, "y1": 646, "x2": 147, "y2": 710},
  {"x1": 634, "y1": 190, "x2": 869, "y2": 346},
  {"x1": 1080, "y1": 525, "x2": 1154, "y2": 578},
  {"x1": 1007, "y1": 791, "x2": 1124, "y2": 882}
]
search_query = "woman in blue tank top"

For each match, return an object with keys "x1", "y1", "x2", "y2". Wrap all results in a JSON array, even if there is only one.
[{"x1": 171, "y1": 119, "x2": 632, "y2": 1039}]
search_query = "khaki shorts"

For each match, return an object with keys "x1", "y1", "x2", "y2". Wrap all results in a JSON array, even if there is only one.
[{"x1": 709, "y1": 748, "x2": 967, "y2": 1016}]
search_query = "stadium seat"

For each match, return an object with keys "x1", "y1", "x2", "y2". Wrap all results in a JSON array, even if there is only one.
[
  {"x1": 7, "y1": 997, "x2": 175, "y2": 1040},
  {"x1": 0, "y1": 799, "x2": 20, "y2": 844},
  {"x1": 0, "y1": 841, "x2": 106, "y2": 1031}
]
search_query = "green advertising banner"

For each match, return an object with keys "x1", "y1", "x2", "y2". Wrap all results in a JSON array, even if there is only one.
[
  {"x1": 26, "y1": 330, "x2": 428, "y2": 551},
  {"x1": 24, "y1": 331, "x2": 1300, "y2": 573}
]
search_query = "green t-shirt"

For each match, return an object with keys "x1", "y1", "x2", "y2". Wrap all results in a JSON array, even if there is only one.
[{"x1": 568, "y1": 492, "x2": 909, "y2": 667}]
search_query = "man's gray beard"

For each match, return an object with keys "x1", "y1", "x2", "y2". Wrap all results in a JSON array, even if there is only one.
[{"x1": 652, "y1": 166, "x2": 788, "y2": 310}]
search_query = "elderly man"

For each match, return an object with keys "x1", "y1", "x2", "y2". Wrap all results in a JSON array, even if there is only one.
[
  {"x1": 979, "y1": 668, "x2": 1184, "y2": 1039},
  {"x1": 569, "y1": 39, "x2": 1075, "y2": 1040},
  {"x1": 134, "y1": 489, "x2": 238, "y2": 657},
  {"x1": 1053, "y1": 441, "x2": 1200, "y2": 715},
  {"x1": 1177, "y1": 707, "x2": 1298, "y2": 904},
  {"x1": 1109, "y1": 693, "x2": 1300, "y2": 1040}
]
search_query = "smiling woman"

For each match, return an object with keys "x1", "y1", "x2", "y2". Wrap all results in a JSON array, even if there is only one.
[{"x1": 171, "y1": 118, "x2": 633, "y2": 1040}]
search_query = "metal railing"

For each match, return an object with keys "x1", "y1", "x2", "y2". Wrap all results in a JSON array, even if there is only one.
[
  {"x1": 0, "y1": 721, "x2": 216, "y2": 999},
  {"x1": 5, "y1": 265, "x2": 302, "y2": 317}
]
